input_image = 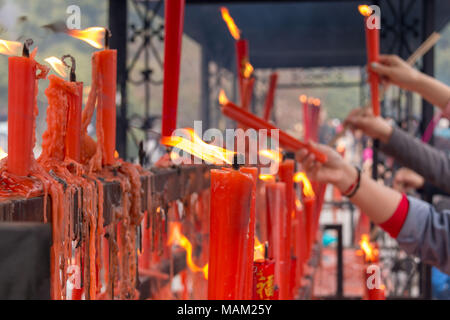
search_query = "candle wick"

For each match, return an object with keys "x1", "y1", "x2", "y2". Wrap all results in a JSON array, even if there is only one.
[
  {"x1": 61, "y1": 54, "x2": 77, "y2": 82},
  {"x1": 104, "y1": 28, "x2": 112, "y2": 50},
  {"x1": 232, "y1": 154, "x2": 243, "y2": 170},
  {"x1": 22, "y1": 39, "x2": 33, "y2": 58}
]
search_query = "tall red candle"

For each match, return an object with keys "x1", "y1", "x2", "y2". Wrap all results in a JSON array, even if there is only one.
[
  {"x1": 7, "y1": 54, "x2": 37, "y2": 176},
  {"x1": 219, "y1": 94, "x2": 327, "y2": 163},
  {"x1": 236, "y1": 39, "x2": 249, "y2": 104},
  {"x1": 300, "y1": 95, "x2": 310, "y2": 142},
  {"x1": 359, "y1": 5, "x2": 380, "y2": 116},
  {"x1": 65, "y1": 82, "x2": 83, "y2": 162},
  {"x1": 263, "y1": 72, "x2": 278, "y2": 121},
  {"x1": 208, "y1": 168, "x2": 253, "y2": 300},
  {"x1": 95, "y1": 48, "x2": 117, "y2": 165},
  {"x1": 161, "y1": 0, "x2": 185, "y2": 138},
  {"x1": 240, "y1": 166, "x2": 257, "y2": 299},
  {"x1": 265, "y1": 182, "x2": 290, "y2": 300}
]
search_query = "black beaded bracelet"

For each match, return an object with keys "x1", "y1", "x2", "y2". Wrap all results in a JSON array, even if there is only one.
[{"x1": 344, "y1": 167, "x2": 361, "y2": 198}]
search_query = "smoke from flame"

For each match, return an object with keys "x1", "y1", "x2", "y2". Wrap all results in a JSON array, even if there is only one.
[
  {"x1": 293, "y1": 172, "x2": 316, "y2": 198},
  {"x1": 44, "y1": 56, "x2": 68, "y2": 78},
  {"x1": 66, "y1": 27, "x2": 105, "y2": 49},
  {"x1": 168, "y1": 222, "x2": 208, "y2": 279},
  {"x1": 0, "y1": 39, "x2": 22, "y2": 56},
  {"x1": 220, "y1": 7, "x2": 241, "y2": 40}
]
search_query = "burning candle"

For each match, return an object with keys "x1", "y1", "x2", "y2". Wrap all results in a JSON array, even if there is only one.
[
  {"x1": 300, "y1": 95, "x2": 310, "y2": 142},
  {"x1": 265, "y1": 182, "x2": 290, "y2": 300},
  {"x1": 220, "y1": 7, "x2": 249, "y2": 105},
  {"x1": 359, "y1": 5, "x2": 380, "y2": 116},
  {"x1": 208, "y1": 168, "x2": 253, "y2": 299},
  {"x1": 67, "y1": 27, "x2": 117, "y2": 165},
  {"x1": 44, "y1": 55, "x2": 83, "y2": 162},
  {"x1": 359, "y1": 234, "x2": 385, "y2": 300},
  {"x1": 263, "y1": 73, "x2": 278, "y2": 121},
  {"x1": 2, "y1": 39, "x2": 38, "y2": 176},
  {"x1": 161, "y1": 0, "x2": 186, "y2": 139},
  {"x1": 253, "y1": 259, "x2": 277, "y2": 300},
  {"x1": 219, "y1": 90, "x2": 327, "y2": 163}
]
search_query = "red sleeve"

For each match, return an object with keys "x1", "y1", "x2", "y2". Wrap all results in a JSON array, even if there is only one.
[{"x1": 379, "y1": 193, "x2": 409, "y2": 238}]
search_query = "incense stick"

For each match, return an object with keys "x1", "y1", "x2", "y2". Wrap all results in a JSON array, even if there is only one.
[{"x1": 328, "y1": 31, "x2": 442, "y2": 147}]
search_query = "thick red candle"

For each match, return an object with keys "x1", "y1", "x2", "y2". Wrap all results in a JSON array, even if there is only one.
[
  {"x1": 263, "y1": 72, "x2": 278, "y2": 121},
  {"x1": 360, "y1": 5, "x2": 380, "y2": 116},
  {"x1": 299, "y1": 95, "x2": 310, "y2": 142},
  {"x1": 95, "y1": 49, "x2": 117, "y2": 165},
  {"x1": 265, "y1": 182, "x2": 290, "y2": 300},
  {"x1": 242, "y1": 77, "x2": 255, "y2": 112},
  {"x1": 161, "y1": 0, "x2": 185, "y2": 138},
  {"x1": 236, "y1": 39, "x2": 249, "y2": 105},
  {"x1": 294, "y1": 206, "x2": 306, "y2": 288},
  {"x1": 208, "y1": 169, "x2": 253, "y2": 300},
  {"x1": 240, "y1": 166, "x2": 257, "y2": 299},
  {"x1": 220, "y1": 97, "x2": 327, "y2": 163},
  {"x1": 303, "y1": 197, "x2": 315, "y2": 258},
  {"x1": 7, "y1": 56, "x2": 37, "y2": 176},
  {"x1": 253, "y1": 259, "x2": 277, "y2": 300},
  {"x1": 65, "y1": 82, "x2": 83, "y2": 162}
]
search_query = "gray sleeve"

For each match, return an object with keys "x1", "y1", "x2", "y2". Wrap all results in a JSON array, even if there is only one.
[
  {"x1": 396, "y1": 196, "x2": 450, "y2": 274},
  {"x1": 380, "y1": 127, "x2": 450, "y2": 194}
]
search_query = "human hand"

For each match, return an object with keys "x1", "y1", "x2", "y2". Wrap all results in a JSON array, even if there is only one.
[
  {"x1": 370, "y1": 54, "x2": 422, "y2": 92},
  {"x1": 296, "y1": 143, "x2": 357, "y2": 193},
  {"x1": 393, "y1": 167, "x2": 425, "y2": 192},
  {"x1": 344, "y1": 108, "x2": 393, "y2": 143}
]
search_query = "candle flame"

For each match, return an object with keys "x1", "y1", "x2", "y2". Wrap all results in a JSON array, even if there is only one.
[
  {"x1": 308, "y1": 97, "x2": 315, "y2": 105},
  {"x1": 295, "y1": 198, "x2": 302, "y2": 210},
  {"x1": 299, "y1": 95, "x2": 307, "y2": 103},
  {"x1": 168, "y1": 222, "x2": 208, "y2": 279},
  {"x1": 358, "y1": 5, "x2": 373, "y2": 17},
  {"x1": 66, "y1": 27, "x2": 105, "y2": 49},
  {"x1": 254, "y1": 236, "x2": 265, "y2": 261},
  {"x1": 313, "y1": 98, "x2": 321, "y2": 107},
  {"x1": 44, "y1": 56, "x2": 68, "y2": 78},
  {"x1": 359, "y1": 234, "x2": 378, "y2": 262},
  {"x1": 0, "y1": 147, "x2": 7, "y2": 160},
  {"x1": 220, "y1": 7, "x2": 241, "y2": 40},
  {"x1": 219, "y1": 89, "x2": 229, "y2": 105},
  {"x1": 259, "y1": 149, "x2": 282, "y2": 164},
  {"x1": 243, "y1": 62, "x2": 254, "y2": 78},
  {"x1": 259, "y1": 174, "x2": 275, "y2": 182},
  {"x1": 0, "y1": 39, "x2": 22, "y2": 56},
  {"x1": 161, "y1": 128, "x2": 235, "y2": 165},
  {"x1": 293, "y1": 172, "x2": 316, "y2": 198}
]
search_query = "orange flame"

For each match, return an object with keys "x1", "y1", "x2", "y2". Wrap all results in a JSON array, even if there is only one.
[
  {"x1": 359, "y1": 234, "x2": 378, "y2": 262},
  {"x1": 308, "y1": 97, "x2": 315, "y2": 105},
  {"x1": 0, "y1": 147, "x2": 7, "y2": 160},
  {"x1": 358, "y1": 5, "x2": 373, "y2": 17},
  {"x1": 220, "y1": 7, "x2": 241, "y2": 40},
  {"x1": 44, "y1": 56, "x2": 68, "y2": 78},
  {"x1": 66, "y1": 27, "x2": 105, "y2": 49},
  {"x1": 293, "y1": 172, "x2": 315, "y2": 198},
  {"x1": 313, "y1": 98, "x2": 321, "y2": 107},
  {"x1": 243, "y1": 62, "x2": 254, "y2": 78},
  {"x1": 168, "y1": 222, "x2": 208, "y2": 279},
  {"x1": 218, "y1": 89, "x2": 229, "y2": 105},
  {"x1": 254, "y1": 236, "x2": 265, "y2": 261},
  {"x1": 295, "y1": 198, "x2": 303, "y2": 210},
  {"x1": 259, "y1": 174, "x2": 275, "y2": 182},
  {"x1": 299, "y1": 95, "x2": 307, "y2": 103},
  {"x1": 161, "y1": 128, "x2": 235, "y2": 165},
  {"x1": 0, "y1": 39, "x2": 22, "y2": 56},
  {"x1": 259, "y1": 149, "x2": 282, "y2": 164}
]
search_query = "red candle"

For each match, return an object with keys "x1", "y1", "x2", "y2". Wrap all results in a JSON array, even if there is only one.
[
  {"x1": 253, "y1": 259, "x2": 277, "y2": 300},
  {"x1": 278, "y1": 160, "x2": 295, "y2": 293},
  {"x1": 239, "y1": 166, "x2": 257, "y2": 299},
  {"x1": 7, "y1": 44, "x2": 37, "y2": 176},
  {"x1": 95, "y1": 47, "x2": 117, "y2": 165},
  {"x1": 300, "y1": 95, "x2": 310, "y2": 142},
  {"x1": 263, "y1": 72, "x2": 278, "y2": 121},
  {"x1": 294, "y1": 205, "x2": 306, "y2": 288},
  {"x1": 65, "y1": 81, "x2": 83, "y2": 162},
  {"x1": 236, "y1": 39, "x2": 249, "y2": 104},
  {"x1": 265, "y1": 182, "x2": 290, "y2": 300},
  {"x1": 161, "y1": 0, "x2": 185, "y2": 139},
  {"x1": 242, "y1": 76, "x2": 255, "y2": 112},
  {"x1": 219, "y1": 92, "x2": 327, "y2": 163},
  {"x1": 208, "y1": 168, "x2": 253, "y2": 299},
  {"x1": 359, "y1": 5, "x2": 380, "y2": 116},
  {"x1": 303, "y1": 197, "x2": 315, "y2": 258}
]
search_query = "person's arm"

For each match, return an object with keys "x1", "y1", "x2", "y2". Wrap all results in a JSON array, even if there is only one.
[
  {"x1": 296, "y1": 144, "x2": 450, "y2": 274},
  {"x1": 371, "y1": 55, "x2": 450, "y2": 110},
  {"x1": 345, "y1": 109, "x2": 450, "y2": 194}
]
